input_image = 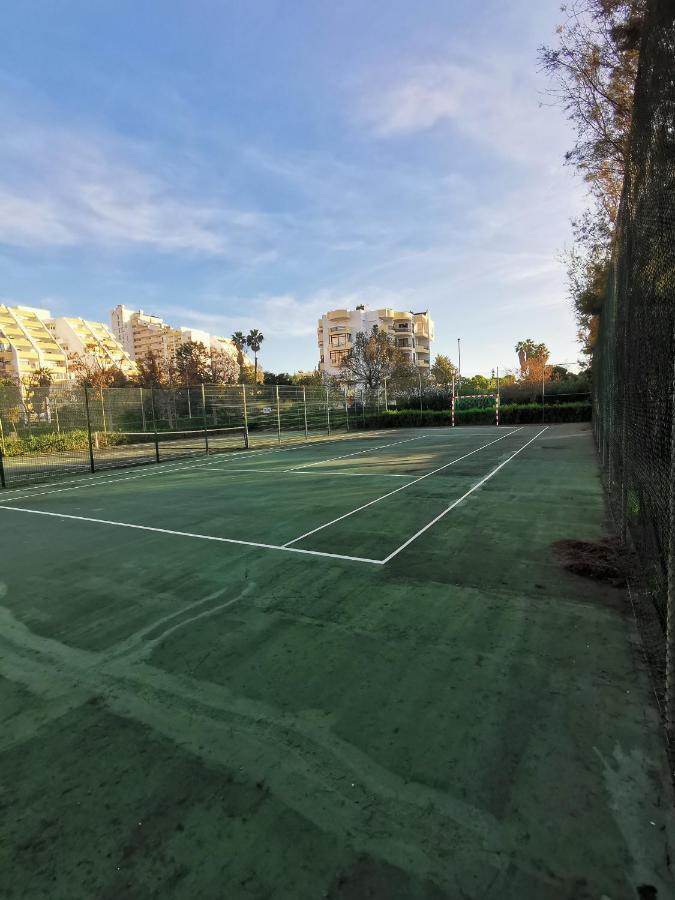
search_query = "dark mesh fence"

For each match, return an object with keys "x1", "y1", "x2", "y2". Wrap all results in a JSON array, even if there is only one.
[{"x1": 593, "y1": 0, "x2": 675, "y2": 733}]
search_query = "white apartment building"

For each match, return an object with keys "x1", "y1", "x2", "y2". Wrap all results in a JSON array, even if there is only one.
[
  {"x1": 47, "y1": 316, "x2": 136, "y2": 377},
  {"x1": 111, "y1": 305, "x2": 248, "y2": 367},
  {"x1": 0, "y1": 304, "x2": 135, "y2": 384},
  {"x1": 0, "y1": 305, "x2": 69, "y2": 383},
  {"x1": 317, "y1": 305, "x2": 434, "y2": 378}
]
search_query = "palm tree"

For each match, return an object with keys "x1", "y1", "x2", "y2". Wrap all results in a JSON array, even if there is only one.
[
  {"x1": 231, "y1": 331, "x2": 247, "y2": 382},
  {"x1": 246, "y1": 329, "x2": 264, "y2": 384}
]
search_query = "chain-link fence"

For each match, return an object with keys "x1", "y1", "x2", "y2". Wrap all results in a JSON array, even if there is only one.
[
  {"x1": 593, "y1": 0, "x2": 675, "y2": 736},
  {"x1": 0, "y1": 382, "x2": 353, "y2": 489}
]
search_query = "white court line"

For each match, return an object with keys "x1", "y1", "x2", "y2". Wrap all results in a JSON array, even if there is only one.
[
  {"x1": 0, "y1": 506, "x2": 384, "y2": 565},
  {"x1": 284, "y1": 433, "x2": 428, "y2": 470},
  {"x1": 381, "y1": 426, "x2": 548, "y2": 563},
  {"x1": 201, "y1": 467, "x2": 413, "y2": 479},
  {"x1": 283, "y1": 428, "x2": 522, "y2": 547}
]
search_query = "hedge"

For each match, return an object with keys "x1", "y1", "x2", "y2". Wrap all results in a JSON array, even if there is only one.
[
  {"x1": 354, "y1": 401, "x2": 591, "y2": 429},
  {"x1": 1, "y1": 430, "x2": 127, "y2": 457}
]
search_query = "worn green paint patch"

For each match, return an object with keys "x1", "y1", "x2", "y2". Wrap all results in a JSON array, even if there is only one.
[{"x1": 0, "y1": 424, "x2": 674, "y2": 898}]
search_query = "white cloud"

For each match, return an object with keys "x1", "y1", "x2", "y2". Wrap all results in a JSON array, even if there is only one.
[
  {"x1": 356, "y1": 54, "x2": 573, "y2": 164},
  {"x1": 0, "y1": 122, "x2": 264, "y2": 256}
]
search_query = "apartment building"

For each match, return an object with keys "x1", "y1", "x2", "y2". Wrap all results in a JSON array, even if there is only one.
[
  {"x1": 317, "y1": 305, "x2": 434, "y2": 378},
  {"x1": 111, "y1": 305, "x2": 182, "y2": 365},
  {"x1": 111, "y1": 305, "x2": 248, "y2": 366},
  {"x1": 0, "y1": 305, "x2": 136, "y2": 384},
  {"x1": 47, "y1": 316, "x2": 136, "y2": 376},
  {"x1": 0, "y1": 305, "x2": 69, "y2": 382}
]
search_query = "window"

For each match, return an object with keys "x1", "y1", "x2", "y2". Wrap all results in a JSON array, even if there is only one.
[
  {"x1": 330, "y1": 349, "x2": 349, "y2": 365},
  {"x1": 330, "y1": 333, "x2": 351, "y2": 347}
]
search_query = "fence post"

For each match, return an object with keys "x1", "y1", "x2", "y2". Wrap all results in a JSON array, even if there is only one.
[
  {"x1": 0, "y1": 415, "x2": 5, "y2": 455},
  {"x1": 201, "y1": 384, "x2": 209, "y2": 454},
  {"x1": 496, "y1": 367, "x2": 500, "y2": 427},
  {"x1": 302, "y1": 386, "x2": 308, "y2": 439},
  {"x1": 344, "y1": 387, "x2": 350, "y2": 431},
  {"x1": 0, "y1": 444, "x2": 6, "y2": 489},
  {"x1": 242, "y1": 384, "x2": 249, "y2": 448},
  {"x1": 276, "y1": 385, "x2": 282, "y2": 442},
  {"x1": 150, "y1": 386, "x2": 160, "y2": 463},
  {"x1": 83, "y1": 385, "x2": 96, "y2": 473},
  {"x1": 362, "y1": 389, "x2": 366, "y2": 427},
  {"x1": 325, "y1": 387, "x2": 331, "y2": 436},
  {"x1": 451, "y1": 392, "x2": 455, "y2": 428},
  {"x1": 666, "y1": 343, "x2": 675, "y2": 743}
]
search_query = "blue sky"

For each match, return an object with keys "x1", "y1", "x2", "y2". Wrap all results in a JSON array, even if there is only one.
[{"x1": 0, "y1": 0, "x2": 585, "y2": 376}]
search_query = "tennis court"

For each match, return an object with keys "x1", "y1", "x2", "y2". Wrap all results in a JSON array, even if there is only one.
[{"x1": 1, "y1": 423, "x2": 674, "y2": 898}]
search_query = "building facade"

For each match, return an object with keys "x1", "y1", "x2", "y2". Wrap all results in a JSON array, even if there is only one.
[
  {"x1": 0, "y1": 305, "x2": 69, "y2": 383},
  {"x1": 47, "y1": 316, "x2": 136, "y2": 377},
  {"x1": 110, "y1": 305, "x2": 247, "y2": 368},
  {"x1": 317, "y1": 305, "x2": 434, "y2": 378},
  {"x1": 0, "y1": 305, "x2": 135, "y2": 384}
]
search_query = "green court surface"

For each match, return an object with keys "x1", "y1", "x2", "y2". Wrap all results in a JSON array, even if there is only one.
[{"x1": 1, "y1": 423, "x2": 674, "y2": 898}]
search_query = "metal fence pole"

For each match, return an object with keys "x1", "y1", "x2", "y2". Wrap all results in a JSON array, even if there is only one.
[
  {"x1": 325, "y1": 387, "x2": 331, "y2": 435},
  {"x1": 303, "y1": 386, "x2": 308, "y2": 439},
  {"x1": 201, "y1": 384, "x2": 209, "y2": 453},
  {"x1": 344, "y1": 387, "x2": 350, "y2": 431},
  {"x1": 276, "y1": 385, "x2": 282, "y2": 442},
  {"x1": 496, "y1": 366, "x2": 500, "y2": 427},
  {"x1": 451, "y1": 392, "x2": 455, "y2": 428},
  {"x1": 83, "y1": 385, "x2": 96, "y2": 473},
  {"x1": 666, "y1": 342, "x2": 675, "y2": 742},
  {"x1": 150, "y1": 386, "x2": 160, "y2": 463},
  {"x1": 0, "y1": 444, "x2": 6, "y2": 489},
  {"x1": 242, "y1": 384, "x2": 249, "y2": 448},
  {"x1": 0, "y1": 415, "x2": 5, "y2": 455}
]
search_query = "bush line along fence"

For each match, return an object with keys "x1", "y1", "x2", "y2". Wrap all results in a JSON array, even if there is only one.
[
  {"x1": 592, "y1": 0, "x2": 675, "y2": 741},
  {"x1": 0, "y1": 379, "x2": 591, "y2": 488}
]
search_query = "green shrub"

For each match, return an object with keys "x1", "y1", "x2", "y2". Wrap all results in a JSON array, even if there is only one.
[
  {"x1": 2, "y1": 430, "x2": 127, "y2": 457},
  {"x1": 354, "y1": 401, "x2": 591, "y2": 430}
]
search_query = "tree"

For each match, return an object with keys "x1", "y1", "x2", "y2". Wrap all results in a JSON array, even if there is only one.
[
  {"x1": 68, "y1": 347, "x2": 131, "y2": 393},
  {"x1": 263, "y1": 371, "x2": 293, "y2": 385},
  {"x1": 291, "y1": 369, "x2": 323, "y2": 386},
  {"x1": 467, "y1": 374, "x2": 490, "y2": 392},
  {"x1": 231, "y1": 331, "x2": 247, "y2": 382},
  {"x1": 246, "y1": 329, "x2": 264, "y2": 384},
  {"x1": 21, "y1": 367, "x2": 54, "y2": 423},
  {"x1": 539, "y1": 0, "x2": 644, "y2": 354},
  {"x1": 209, "y1": 348, "x2": 238, "y2": 385},
  {"x1": 430, "y1": 354, "x2": 459, "y2": 384},
  {"x1": 339, "y1": 326, "x2": 410, "y2": 391},
  {"x1": 135, "y1": 350, "x2": 167, "y2": 388},
  {"x1": 515, "y1": 340, "x2": 550, "y2": 381},
  {"x1": 173, "y1": 341, "x2": 211, "y2": 386}
]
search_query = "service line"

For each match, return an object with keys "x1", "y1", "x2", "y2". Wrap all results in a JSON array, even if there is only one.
[
  {"x1": 283, "y1": 428, "x2": 523, "y2": 547},
  {"x1": 381, "y1": 426, "x2": 549, "y2": 562}
]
